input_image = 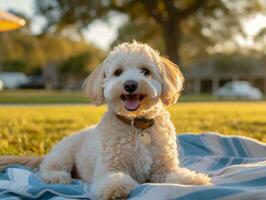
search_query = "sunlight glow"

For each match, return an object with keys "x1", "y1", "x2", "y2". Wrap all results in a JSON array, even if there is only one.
[{"x1": 243, "y1": 14, "x2": 266, "y2": 36}]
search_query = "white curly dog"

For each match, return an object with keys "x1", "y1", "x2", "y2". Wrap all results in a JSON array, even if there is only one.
[{"x1": 0, "y1": 41, "x2": 211, "y2": 200}]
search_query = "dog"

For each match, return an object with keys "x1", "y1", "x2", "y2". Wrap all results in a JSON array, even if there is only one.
[{"x1": 0, "y1": 41, "x2": 211, "y2": 200}]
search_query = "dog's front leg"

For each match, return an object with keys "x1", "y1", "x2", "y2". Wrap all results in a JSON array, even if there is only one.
[
  {"x1": 150, "y1": 143, "x2": 211, "y2": 185},
  {"x1": 91, "y1": 171, "x2": 138, "y2": 200},
  {"x1": 150, "y1": 153, "x2": 211, "y2": 185},
  {"x1": 40, "y1": 134, "x2": 82, "y2": 184},
  {"x1": 163, "y1": 166, "x2": 212, "y2": 186},
  {"x1": 91, "y1": 145, "x2": 138, "y2": 199}
]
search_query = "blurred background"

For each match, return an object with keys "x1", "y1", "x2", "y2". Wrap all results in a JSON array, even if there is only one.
[
  {"x1": 1, "y1": 0, "x2": 266, "y2": 102},
  {"x1": 1, "y1": 0, "x2": 266, "y2": 155}
]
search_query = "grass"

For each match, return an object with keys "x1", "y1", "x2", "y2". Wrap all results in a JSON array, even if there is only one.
[
  {"x1": 0, "y1": 102, "x2": 266, "y2": 156},
  {"x1": 0, "y1": 90, "x2": 88, "y2": 104},
  {"x1": 2, "y1": 90, "x2": 264, "y2": 103}
]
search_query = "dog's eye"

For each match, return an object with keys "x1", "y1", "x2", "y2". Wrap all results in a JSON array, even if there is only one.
[
  {"x1": 114, "y1": 69, "x2": 123, "y2": 77},
  {"x1": 141, "y1": 68, "x2": 150, "y2": 76}
]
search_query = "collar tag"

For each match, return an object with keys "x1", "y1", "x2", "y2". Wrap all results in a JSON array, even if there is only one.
[
  {"x1": 128, "y1": 118, "x2": 151, "y2": 145},
  {"x1": 140, "y1": 132, "x2": 151, "y2": 145}
]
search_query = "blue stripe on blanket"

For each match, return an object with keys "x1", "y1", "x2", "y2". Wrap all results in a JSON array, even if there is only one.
[
  {"x1": 1, "y1": 132, "x2": 266, "y2": 200},
  {"x1": 176, "y1": 187, "x2": 243, "y2": 200}
]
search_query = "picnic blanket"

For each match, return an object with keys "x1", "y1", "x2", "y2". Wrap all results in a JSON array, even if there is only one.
[{"x1": 1, "y1": 132, "x2": 266, "y2": 200}]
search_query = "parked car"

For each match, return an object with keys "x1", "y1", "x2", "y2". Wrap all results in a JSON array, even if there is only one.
[
  {"x1": 215, "y1": 81, "x2": 263, "y2": 100},
  {"x1": 0, "y1": 72, "x2": 27, "y2": 89},
  {"x1": 19, "y1": 76, "x2": 45, "y2": 89}
]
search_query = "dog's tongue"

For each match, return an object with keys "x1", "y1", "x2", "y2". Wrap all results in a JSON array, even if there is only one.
[{"x1": 124, "y1": 94, "x2": 140, "y2": 110}]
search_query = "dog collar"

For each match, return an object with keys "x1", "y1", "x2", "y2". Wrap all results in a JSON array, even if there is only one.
[{"x1": 116, "y1": 114, "x2": 154, "y2": 130}]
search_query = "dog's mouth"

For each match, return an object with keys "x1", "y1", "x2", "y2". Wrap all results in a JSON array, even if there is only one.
[{"x1": 120, "y1": 94, "x2": 145, "y2": 111}]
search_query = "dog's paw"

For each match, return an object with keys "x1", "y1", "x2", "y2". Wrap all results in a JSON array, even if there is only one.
[
  {"x1": 165, "y1": 168, "x2": 212, "y2": 186},
  {"x1": 92, "y1": 172, "x2": 138, "y2": 200},
  {"x1": 100, "y1": 184, "x2": 133, "y2": 200},
  {"x1": 41, "y1": 171, "x2": 72, "y2": 184},
  {"x1": 191, "y1": 172, "x2": 212, "y2": 185}
]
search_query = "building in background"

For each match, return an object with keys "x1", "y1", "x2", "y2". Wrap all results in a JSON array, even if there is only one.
[{"x1": 184, "y1": 58, "x2": 266, "y2": 94}]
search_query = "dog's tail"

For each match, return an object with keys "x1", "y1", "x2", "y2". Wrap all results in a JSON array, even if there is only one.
[{"x1": 0, "y1": 156, "x2": 43, "y2": 171}]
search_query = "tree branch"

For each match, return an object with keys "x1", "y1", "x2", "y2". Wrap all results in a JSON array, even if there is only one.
[
  {"x1": 142, "y1": 0, "x2": 166, "y2": 26},
  {"x1": 163, "y1": 0, "x2": 177, "y2": 19},
  {"x1": 179, "y1": 0, "x2": 209, "y2": 20}
]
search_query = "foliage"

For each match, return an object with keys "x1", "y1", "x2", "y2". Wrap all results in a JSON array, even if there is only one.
[
  {"x1": 2, "y1": 59, "x2": 27, "y2": 72},
  {"x1": 34, "y1": 0, "x2": 266, "y2": 64},
  {"x1": 59, "y1": 48, "x2": 105, "y2": 76},
  {"x1": 0, "y1": 103, "x2": 266, "y2": 155},
  {"x1": 112, "y1": 18, "x2": 164, "y2": 52},
  {"x1": 0, "y1": 30, "x2": 104, "y2": 75},
  {"x1": 33, "y1": 0, "x2": 215, "y2": 63}
]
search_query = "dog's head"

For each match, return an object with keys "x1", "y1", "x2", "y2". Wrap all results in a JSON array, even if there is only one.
[{"x1": 83, "y1": 41, "x2": 184, "y2": 117}]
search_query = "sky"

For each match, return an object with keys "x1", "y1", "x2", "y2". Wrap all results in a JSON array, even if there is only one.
[
  {"x1": 1, "y1": 0, "x2": 266, "y2": 50},
  {"x1": 0, "y1": 0, "x2": 126, "y2": 49}
]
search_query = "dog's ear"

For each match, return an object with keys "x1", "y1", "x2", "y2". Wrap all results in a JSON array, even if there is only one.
[
  {"x1": 160, "y1": 56, "x2": 184, "y2": 105},
  {"x1": 83, "y1": 65, "x2": 105, "y2": 105}
]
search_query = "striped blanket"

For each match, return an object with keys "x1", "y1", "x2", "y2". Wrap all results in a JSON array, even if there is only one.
[{"x1": 1, "y1": 132, "x2": 266, "y2": 200}]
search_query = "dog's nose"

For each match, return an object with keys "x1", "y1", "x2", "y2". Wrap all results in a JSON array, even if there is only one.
[{"x1": 123, "y1": 80, "x2": 138, "y2": 93}]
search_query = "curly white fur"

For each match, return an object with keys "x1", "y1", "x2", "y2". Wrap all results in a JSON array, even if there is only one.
[{"x1": 40, "y1": 41, "x2": 211, "y2": 200}]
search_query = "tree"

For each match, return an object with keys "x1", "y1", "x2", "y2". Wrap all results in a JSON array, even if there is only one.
[
  {"x1": 0, "y1": 30, "x2": 104, "y2": 74},
  {"x1": 2, "y1": 59, "x2": 27, "y2": 72},
  {"x1": 35, "y1": 0, "x2": 266, "y2": 64},
  {"x1": 112, "y1": 18, "x2": 164, "y2": 51},
  {"x1": 59, "y1": 48, "x2": 105, "y2": 76},
  {"x1": 113, "y1": 1, "x2": 266, "y2": 65},
  {"x1": 35, "y1": 0, "x2": 211, "y2": 63}
]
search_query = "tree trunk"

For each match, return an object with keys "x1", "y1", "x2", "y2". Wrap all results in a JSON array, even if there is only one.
[{"x1": 163, "y1": 22, "x2": 180, "y2": 65}]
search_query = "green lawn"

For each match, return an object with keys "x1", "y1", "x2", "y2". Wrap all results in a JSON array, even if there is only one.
[
  {"x1": 0, "y1": 90, "x2": 88, "y2": 104},
  {"x1": 0, "y1": 102, "x2": 266, "y2": 156},
  {"x1": 1, "y1": 90, "x2": 264, "y2": 103}
]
